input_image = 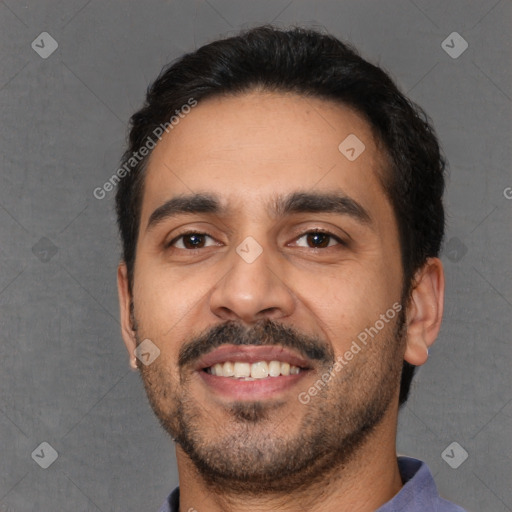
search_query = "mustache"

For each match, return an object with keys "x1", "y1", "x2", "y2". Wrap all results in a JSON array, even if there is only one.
[{"x1": 178, "y1": 318, "x2": 334, "y2": 369}]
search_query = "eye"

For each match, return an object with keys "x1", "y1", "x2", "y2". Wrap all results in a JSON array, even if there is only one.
[
  {"x1": 167, "y1": 232, "x2": 218, "y2": 250},
  {"x1": 166, "y1": 229, "x2": 345, "y2": 251},
  {"x1": 294, "y1": 230, "x2": 345, "y2": 249}
]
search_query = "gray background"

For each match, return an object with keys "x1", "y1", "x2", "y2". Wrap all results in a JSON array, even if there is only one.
[{"x1": 0, "y1": 1, "x2": 510, "y2": 510}]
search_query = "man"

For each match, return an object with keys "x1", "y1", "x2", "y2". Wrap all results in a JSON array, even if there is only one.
[{"x1": 115, "y1": 25, "x2": 467, "y2": 511}]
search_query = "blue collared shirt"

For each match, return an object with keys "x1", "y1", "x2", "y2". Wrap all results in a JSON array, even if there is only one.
[{"x1": 157, "y1": 456, "x2": 467, "y2": 511}]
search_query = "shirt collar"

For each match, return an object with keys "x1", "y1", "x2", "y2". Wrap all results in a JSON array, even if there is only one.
[{"x1": 376, "y1": 456, "x2": 439, "y2": 511}]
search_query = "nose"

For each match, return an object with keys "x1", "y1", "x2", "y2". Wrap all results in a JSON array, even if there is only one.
[{"x1": 209, "y1": 237, "x2": 295, "y2": 325}]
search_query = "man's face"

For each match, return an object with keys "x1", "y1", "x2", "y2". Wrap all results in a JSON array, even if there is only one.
[{"x1": 126, "y1": 91, "x2": 406, "y2": 491}]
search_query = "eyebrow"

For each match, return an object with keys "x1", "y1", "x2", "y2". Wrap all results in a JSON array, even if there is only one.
[{"x1": 146, "y1": 191, "x2": 372, "y2": 232}]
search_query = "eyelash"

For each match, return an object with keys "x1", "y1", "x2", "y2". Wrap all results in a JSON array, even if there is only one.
[{"x1": 166, "y1": 229, "x2": 346, "y2": 251}]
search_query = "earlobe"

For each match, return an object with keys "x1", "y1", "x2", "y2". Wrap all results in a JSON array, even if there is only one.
[
  {"x1": 403, "y1": 257, "x2": 445, "y2": 366},
  {"x1": 117, "y1": 262, "x2": 138, "y2": 371}
]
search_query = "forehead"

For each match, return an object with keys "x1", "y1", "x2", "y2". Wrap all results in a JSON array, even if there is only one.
[{"x1": 139, "y1": 91, "x2": 392, "y2": 227}]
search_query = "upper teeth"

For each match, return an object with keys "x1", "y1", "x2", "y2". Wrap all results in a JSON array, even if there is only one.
[{"x1": 208, "y1": 360, "x2": 302, "y2": 378}]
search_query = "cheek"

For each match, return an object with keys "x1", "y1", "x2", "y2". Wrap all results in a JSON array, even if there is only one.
[
  {"x1": 295, "y1": 261, "x2": 397, "y2": 339},
  {"x1": 133, "y1": 259, "x2": 207, "y2": 337}
]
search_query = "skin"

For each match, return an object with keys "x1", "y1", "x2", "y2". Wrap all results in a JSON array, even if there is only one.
[{"x1": 117, "y1": 90, "x2": 444, "y2": 512}]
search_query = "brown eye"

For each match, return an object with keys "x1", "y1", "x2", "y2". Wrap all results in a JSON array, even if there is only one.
[
  {"x1": 295, "y1": 230, "x2": 344, "y2": 249},
  {"x1": 307, "y1": 232, "x2": 330, "y2": 248},
  {"x1": 168, "y1": 232, "x2": 216, "y2": 250}
]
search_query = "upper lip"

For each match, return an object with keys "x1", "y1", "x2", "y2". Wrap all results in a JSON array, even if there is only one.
[{"x1": 194, "y1": 345, "x2": 314, "y2": 371}]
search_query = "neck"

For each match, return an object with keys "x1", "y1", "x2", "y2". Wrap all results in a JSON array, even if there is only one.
[{"x1": 175, "y1": 406, "x2": 403, "y2": 512}]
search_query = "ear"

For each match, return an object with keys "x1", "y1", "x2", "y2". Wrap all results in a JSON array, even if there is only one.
[
  {"x1": 403, "y1": 257, "x2": 445, "y2": 366},
  {"x1": 117, "y1": 262, "x2": 138, "y2": 370}
]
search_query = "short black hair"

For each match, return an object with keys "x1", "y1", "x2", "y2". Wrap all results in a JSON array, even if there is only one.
[{"x1": 115, "y1": 25, "x2": 446, "y2": 407}]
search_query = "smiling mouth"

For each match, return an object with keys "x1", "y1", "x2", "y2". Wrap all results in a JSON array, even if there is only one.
[
  {"x1": 204, "y1": 360, "x2": 305, "y2": 380},
  {"x1": 195, "y1": 344, "x2": 314, "y2": 399}
]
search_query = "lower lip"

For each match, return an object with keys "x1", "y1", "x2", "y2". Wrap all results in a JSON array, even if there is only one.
[{"x1": 198, "y1": 370, "x2": 310, "y2": 400}]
